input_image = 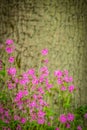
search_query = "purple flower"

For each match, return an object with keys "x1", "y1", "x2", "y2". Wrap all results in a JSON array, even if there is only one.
[
  {"x1": 59, "y1": 114, "x2": 67, "y2": 124},
  {"x1": 6, "y1": 39, "x2": 13, "y2": 45},
  {"x1": 55, "y1": 128, "x2": 60, "y2": 130},
  {"x1": 64, "y1": 76, "x2": 69, "y2": 82},
  {"x1": 8, "y1": 56, "x2": 14, "y2": 63},
  {"x1": 69, "y1": 76, "x2": 73, "y2": 82},
  {"x1": 7, "y1": 81, "x2": 16, "y2": 89},
  {"x1": 29, "y1": 101, "x2": 36, "y2": 108},
  {"x1": 20, "y1": 117, "x2": 26, "y2": 124},
  {"x1": 40, "y1": 66, "x2": 49, "y2": 77},
  {"x1": 37, "y1": 117, "x2": 45, "y2": 124},
  {"x1": 16, "y1": 125, "x2": 22, "y2": 130},
  {"x1": 27, "y1": 68, "x2": 35, "y2": 75},
  {"x1": 66, "y1": 123, "x2": 70, "y2": 128},
  {"x1": 23, "y1": 90, "x2": 28, "y2": 96},
  {"x1": 68, "y1": 85, "x2": 74, "y2": 92},
  {"x1": 41, "y1": 49, "x2": 48, "y2": 55},
  {"x1": 14, "y1": 115, "x2": 20, "y2": 121},
  {"x1": 43, "y1": 59, "x2": 49, "y2": 64},
  {"x1": 67, "y1": 113, "x2": 74, "y2": 122},
  {"x1": 64, "y1": 70, "x2": 68, "y2": 76},
  {"x1": 37, "y1": 110, "x2": 45, "y2": 118},
  {"x1": 61, "y1": 86, "x2": 66, "y2": 91},
  {"x1": 32, "y1": 77, "x2": 38, "y2": 85},
  {"x1": 6, "y1": 46, "x2": 15, "y2": 54},
  {"x1": 77, "y1": 126, "x2": 82, "y2": 130},
  {"x1": 84, "y1": 113, "x2": 87, "y2": 119},
  {"x1": 57, "y1": 78, "x2": 62, "y2": 85},
  {"x1": 38, "y1": 87, "x2": 44, "y2": 94},
  {"x1": 7, "y1": 67, "x2": 16, "y2": 76},
  {"x1": 54, "y1": 70, "x2": 62, "y2": 77},
  {"x1": 0, "y1": 106, "x2": 4, "y2": 114}
]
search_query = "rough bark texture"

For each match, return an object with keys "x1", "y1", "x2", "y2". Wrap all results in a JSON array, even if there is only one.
[{"x1": 0, "y1": 0, "x2": 87, "y2": 108}]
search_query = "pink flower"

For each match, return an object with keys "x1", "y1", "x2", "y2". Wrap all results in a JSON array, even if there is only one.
[
  {"x1": 69, "y1": 76, "x2": 73, "y2": 82},
  {"x1": 17, "y1": 91, "x2": 23, "y2": 98},
  {"x1": 46, "y1": 83, "x2": 53, "y2": 92},
  {"x1": 59, "y1": 114, "x2": 67, "y2": 124},
  {"x1": 39, "y1": 76, "x2": 44, "y2": 83},
  {"x1": 7, "y1": 81, "x2": 16, "y2": 89},
  {"x1": 6, "y1": 39, "x2": 13, "y2": 45},
  {"x1": 22, "y1": 73, "x2": 29, "y2": 79},
  {"x1": 23, "y1": 90, "x2": 28, "y2": 96},
  {"x1": 66, "y1": 123, "x2": 70, "y2": 128},
  {"x1": 55, "y1": 128, "x2": 60, "y2": 130},
  {"x1": 68, "y1": 85, "x2": 74, "y2": 92},
  {"x1": 32, "y1": 77, "x2": 38, "y2": 85},
  {"x1": 38, "y1": 87, "x2": 44, "y2": 94},
  {"x1": 57, "y1": 78, "x2": 62, "y2": 85},
  {"x1": 4, "y1": 119, "x2": 9, "y2": 124},
  {"x1": 40, "y1": 66, "x2": 49, "y2": 77},
  {"x1": 20, "y1": 117, "x2": 26, "y2": 124},
  {"x1": 43, "y1": 59, "x2": 49, "y2": 64},
  {"x1": 19, "y1": 78, "x2": 29, "y2": 85},
  {"x1": 64, "y1": 76, "x2": 69, "y2": 82},
  {"x1": 4, "y1": 111, "x2": 9, "y2": 117},
  {"x1": 61, "y1": 86, "x2": 66, "y2": 91},
  {"x1": 77, "y1": 126, "x2": 82, "y2": 130},
  {"x1": 6, "y1": 46, "x2": 15, "y2": 54},
  {"x1": 30, "y1": 113, "x2": 37, "y2": 121},
  {"x1": 16, "y1": 125, "x2": 22, "y2": 130},
  {"x1": 40, "y1": 66, "x2": 49, "y2": 73},
  {"x1": 37, "y1": 110, "x2": 45, "y2": 118},
  {"x1": 14, "y1": 78, "x2": 19, "y2": 83},
  {"x1": 54, "y1": 70, "x2": 62, "y2": 77},
  {"x1": 27, "y1": 68, "x2": 35, "y2": 76},
  {"x1": 37, "y1": 118, "x2": 45, "y2": 124},
  {"x1": 41, "y1": 49, "x2": 48, "y2": 55},
  {"x1": 49, "y1": 116, "x2": 53, "y2": 120},
  {"x1": 7, "y1": 67, "x2": 16, "y2": 77},
  {"x1": 64, "y1": 70, "x2": 68, "y2": 76},
  {"x1": 8, "y1": 56, "x2": 14, "y2": 63},
  {"x1": 14, "y1": 91, "x2": 23, "y2": 102},
  {"x1": 33, "y1": 94, "x2": 37, "y2": 99},
  {"x1": 0, "y1": 106, "x2": 4, "y2": 114},
  {"x1": 7, "y1": 128, "x2": 11, "y2": 130},
  {"x1": 29, "y1": 101, "x2": 36, "y2": 108},
  {"x1": 14, "y1": 115, "x2": 20, "y2": 120},
  {"x1": 84, "y1": 113, "x2": 87, "y2": 119},
  {"x1": 39, "y1": 99, "x2": 44, "y2": 105},
  {"x1": 67, "y1": 113, "x2": 74, "y2": 122},
  {"x1": 3, "y1": 127, "x2": 11, "y2": 130},
  {"x1": 48, "y1": 122, "x2": 51, "y2": 126}
]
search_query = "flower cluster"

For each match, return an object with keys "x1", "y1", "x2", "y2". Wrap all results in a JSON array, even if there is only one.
[
  {"x1": 0, "y1": 105, "x2": 11, "y2": 124},
  {"x1": 0, "y1": 39, "x2": 79, "y2": 130},
  {"x1": 59, "y1": 113, "x2": 75, "y2": 128},
  {"x1": 54, "y1": 69, "x2": 75, "y2": 93}
]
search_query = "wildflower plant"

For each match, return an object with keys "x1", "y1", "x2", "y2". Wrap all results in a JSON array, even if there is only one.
[{"x1": 0, "y1": 39, "x2": 86, "y2": 130}]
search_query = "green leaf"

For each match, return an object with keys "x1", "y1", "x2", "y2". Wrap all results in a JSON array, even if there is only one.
[
  {"x1": 22, "y1": 96, "x2": 28, "y2": 101},
  {"x1": 0, "y1": 120, "x2": 7, "y2": 126},
  {"x1": 0, "y1": 70, "x2": 5, "y2": 77},
  {"x1": 44, "y1": 107, "x2": 54, "y2": 116},
  {"x1": 0, "y1": 93, "x2": 8, "y2": 102},
  {"x1": 63, "y1": 103, "x2": 71, "y2": 108},
  {"x1": 63, "y1": 82, "x2": 68, "y2": 87}
]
